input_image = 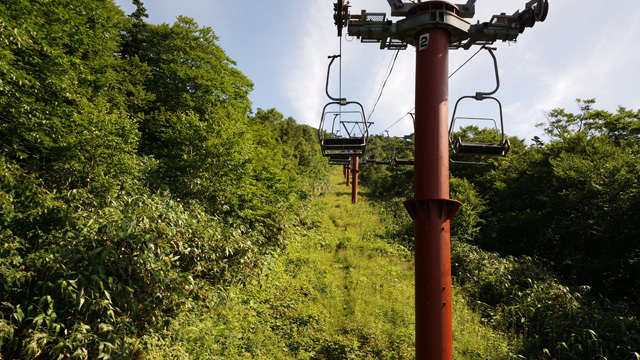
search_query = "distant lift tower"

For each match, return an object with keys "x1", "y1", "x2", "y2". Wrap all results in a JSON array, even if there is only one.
[{"x1": 334, "y1": 0, "x2": 548, "y2": 359}]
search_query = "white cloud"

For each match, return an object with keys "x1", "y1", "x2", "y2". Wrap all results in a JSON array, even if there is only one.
[
  {"x1": 114, "y1": 0, "x2": 640, "y2": 143},
  {"x1": 532, "y1": 6, "x2": 640, "y2": 121},
  {"x1": 281, "y1": 2, "x2": 336, "y2": 128}
]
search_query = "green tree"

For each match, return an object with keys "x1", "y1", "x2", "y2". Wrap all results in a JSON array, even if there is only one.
[
  {"x1": 1, "y1": 1, "x2": 332, "y2": 358},
  {"x1": 253, "y1": 108, "x2": 331, "y2": 195},
  {"x1": 0, "y1": 0, "x2": 148, "y2": 196},
  {"x1": 479, "y1": 100, "x2": 640, "y2": 309},
  {"x1": 131, "y1": 16, "x2": 253, "y2": 119},
  {"x1": 121, "y1": 15, "x2": 262, "y2": 213}
]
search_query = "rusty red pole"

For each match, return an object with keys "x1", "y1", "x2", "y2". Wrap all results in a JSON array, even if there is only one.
[
  {"x1": 342, "y1": 1, "x2": 549, "y2": 357},
  {"x1": 404, "y1": 26, "x2": 461, "y2": 360},
  {"x1": 346, "y1": 162, "x2": 351, "y2": 186},
  {"x1": 351, "y1": 156, "x2": 359, "y2": 203}
]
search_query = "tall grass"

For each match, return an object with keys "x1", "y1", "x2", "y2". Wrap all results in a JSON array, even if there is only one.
[{"x1": 143, "y1": 168, "x2": 519, "y2": 359}]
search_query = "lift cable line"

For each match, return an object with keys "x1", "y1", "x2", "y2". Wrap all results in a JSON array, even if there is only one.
[
  {"x1": 383, "y1": 107, "x2": 414, "y2": 133},
  {"x1": 449, "y1": 45, "x2": 484, "y2": 79},
  {"x1": 320, "y1": 0, "x2": 370, "y2": 203},
  {"x1": 329, "y1": 0, "x2": 549, "y2": 358},
  {"x1": 339, "y1": 24, "x2": 343, "y2": 107},
  {"x1": 367, "y1": 49, "x2": 401, "y2": 122},
  {"x1": 378, "y1": 46, "x2": 485, "y2": 134},
  {"x1": 365, "y1": 48, "x2": 394, "y2": 111}
]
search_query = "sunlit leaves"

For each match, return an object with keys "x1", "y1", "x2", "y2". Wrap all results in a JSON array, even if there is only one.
[{"x1": 1, "y1": 0, "x2": 334, "y2": 358}]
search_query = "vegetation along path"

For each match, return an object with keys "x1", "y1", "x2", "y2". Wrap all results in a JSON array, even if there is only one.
[{"x1": 144, "y1": 169, "x2": 516, "y2": 359}]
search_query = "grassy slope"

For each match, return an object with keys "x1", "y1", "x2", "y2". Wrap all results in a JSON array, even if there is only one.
[{"x1": 143, "y1": 169, "x2": 519, "y2": 359}]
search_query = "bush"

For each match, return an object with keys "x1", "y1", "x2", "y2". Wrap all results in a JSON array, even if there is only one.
[
  {"x1": 451, "y1": 240, "x2": 640, "y2": 359},
  {"x1": 0, "y1": 156, "x2": 287, "y2": 358}
]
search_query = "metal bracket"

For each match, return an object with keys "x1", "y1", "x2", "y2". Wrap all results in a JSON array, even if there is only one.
[
  {"x1": 453, "y1": 0, "x2": 549, "y2": 48},
  {"x1": 386, "y1": 0, "x2": 416, "y2": 17},
  {"x1": 334, "y1": 0, "x2": 351, "y2": 37},
  {"x1": 341, "y1": 120, "x2": 369, "y2": 138},
  {"x1": 455, "y1": 0, "x2": 476, "y2": 18},
  {"x1": 474, "y1": 47, "x2": 499, "y2": 99},
  {"x1": 346, "y1": 0, "x2": 548, "y2": 50},
  {"x1": 325, "y1": 55, "x2": 346, "y2": 103}
]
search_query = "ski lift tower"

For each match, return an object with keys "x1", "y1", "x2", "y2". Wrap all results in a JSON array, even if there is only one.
[{"x1": 337, "y1": 0, "x2": 548, "y2": 358}]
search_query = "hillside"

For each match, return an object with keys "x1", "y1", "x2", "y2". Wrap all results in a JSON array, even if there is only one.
[
  {"x1": 2, "y1": 1, "x2": 640, "y2": 359},
  {"x1": 142, "y1": 169, "x2": 517, "y2": 359}
]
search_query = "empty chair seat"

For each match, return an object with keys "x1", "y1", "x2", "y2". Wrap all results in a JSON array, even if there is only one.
[
  {"x1": 452, "y1": 138, "x2": 510, "y2": 156},
  {"x1": 394, "y1": 158, "x2": 415, "y2": 166},
  {"x1": 328, "y1": 158, "x2": 352, "y2": 165},
  {"x1": 318, "y1": 56, "x2": 370, "y2": 159},
  {"x1": 321, "y1": 137, "x2": 367, "y2": 151}
]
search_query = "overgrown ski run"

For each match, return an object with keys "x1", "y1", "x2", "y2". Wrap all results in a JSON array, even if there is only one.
[
  {"x1": 142, "y1": 170, "x2": 519, "y2": 359},
  {"x1": 0, "y1": 1, "x2": 639, "y2": 359}
]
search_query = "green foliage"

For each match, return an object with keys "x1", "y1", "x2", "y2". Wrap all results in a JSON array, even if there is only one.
[
  {"x1": 360, "y1": 135, "x2": 414, "y2": 199},
  {"x1": 0, "y1": 0, "x2": 142, "y2": 193},
  {"x1": 2, "y1": 0, "x2": 639, "y2": 358},
  {"x1": 0, "y1": 1, "x2": 331, "y2": 358},
  {"x1": 451, "y1": 241, "x2": 640, "y2": 359},
  {"x1": 1, "y1": 156, "x2": 272, "y2": 358},
  {"x1": 449, "y1": 126, "x2": 527, "y2": 183},
  {"x1": 253, "y1": 108, "x2": 331, "y2": 196},
  {"x1": 130, "y1": 15, "x2": 253, "y2": 118},
  {"x1": 479, "y1": 100, "x2": 640, "y2": 307},
  {"x1": 451, "y1": 292, "x2": 519, "y2": 360},
  {"x1": 45, "y1": 99, "x2": 142, "y2": 196},
  {"x1": 377, "y1": 197, "x2": 415, "y2": 251},
  {"x1": 450, "y1": 177, "x2": 486, "y2": 244},
  {"x1": 143, "y1": 170, "x2": 517, "y2": 360}
]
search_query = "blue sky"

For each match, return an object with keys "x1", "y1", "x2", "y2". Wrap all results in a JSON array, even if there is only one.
[{"x1": 113, "y1": 0, "x2": 640, "y2": 142}]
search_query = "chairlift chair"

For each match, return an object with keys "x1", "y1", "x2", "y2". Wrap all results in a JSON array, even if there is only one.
[
  {"x1": 392, "y1": 134, "x2": 415, "y2": 166},
  {"x1": 449, "y1": 46, "x2": 510, "y2": 158},
  {"x1": 361, "y1": 147, "x2": 392, "y2": 165},
  {"x1": 319, "y1": 55, "x2": 370, "y2": 158},
  {"x1": 449, "y1": 112, "x2": 510, "y2": 156},
  {"x1": 329, "y1": 158, "x2": 353, "y2": 166},
  {"x1": 361, "y1": 136, "x2": 393, "y2": 165},
  {"x1": 319, "y1": 106, "x2": 368, "y2": 157},
  {"x1": 394, "y1": 158, "x2": 415, "y2": 165},
  {"x1": 327, "y1": 152, "x2": 352, "y2": 166}
]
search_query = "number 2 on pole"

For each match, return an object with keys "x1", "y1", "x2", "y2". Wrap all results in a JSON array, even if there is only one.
[{"x1": 419, "y1": 33, "x2": 430, "y2": 51}]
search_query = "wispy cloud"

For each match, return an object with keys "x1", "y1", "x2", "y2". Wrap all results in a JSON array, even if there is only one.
[
  {"x1": 281, "y1": 2, "x2": 335, "y2": 127},
  {"x1": 114, "y1": 0, "x2": 640, "y2": 142}
]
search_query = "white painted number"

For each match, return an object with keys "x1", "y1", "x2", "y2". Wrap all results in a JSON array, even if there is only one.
[{"x1": 419, "y1": 33, "x2": 430, "y2": 51}]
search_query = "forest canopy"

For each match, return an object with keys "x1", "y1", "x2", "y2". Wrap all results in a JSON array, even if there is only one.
[{"x1": 0, "y1": 0, "x2": 329, "y2": 358}]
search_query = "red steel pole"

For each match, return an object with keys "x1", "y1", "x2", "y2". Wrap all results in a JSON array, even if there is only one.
[
  {"x1": 404, "y1": 26, "x2": 461, "y2": 360},
  {"x1": 351, "y1": 156, "x2": 359, "y2": 204},
  {"x1": 346, "y1": 162, "x2": 351, "y2": 186}
]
